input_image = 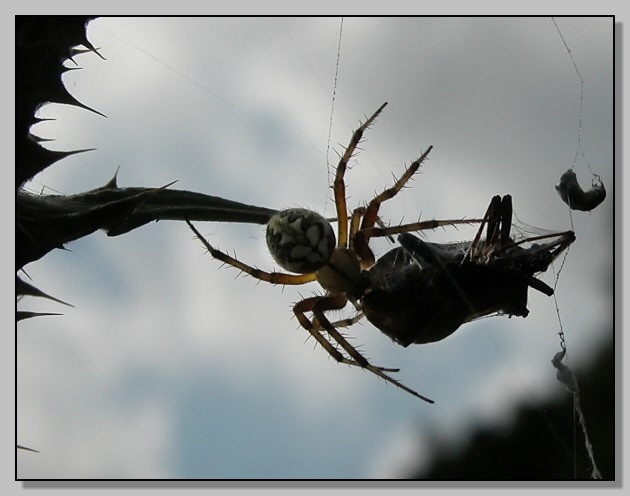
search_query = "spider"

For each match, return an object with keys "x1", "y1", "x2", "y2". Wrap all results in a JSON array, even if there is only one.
[
  {"x1": 362, "y1": 194, "x2": 576, "y2": 347},
  {"x1": 186, "y1": 102, "x2": 480, "y2": 403}
]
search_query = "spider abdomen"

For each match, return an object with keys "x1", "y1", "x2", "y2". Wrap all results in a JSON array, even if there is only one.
[{"x1": 266, "y1": 208, "x2": 336, "y2": 274}]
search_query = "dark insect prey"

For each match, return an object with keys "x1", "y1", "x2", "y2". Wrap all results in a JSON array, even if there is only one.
[
  {"x1": 555, "y1": 169, "x2": 606, "y2": 212},
  {"x1": 363, "y1": 195, "x2": 576, "y2": 347}
]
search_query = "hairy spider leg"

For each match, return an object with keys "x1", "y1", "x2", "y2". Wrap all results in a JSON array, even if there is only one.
[
  {"x1": 360, "y1": 146, "x2": 434, "y2": 231},
  {"x1": 355, "y1": 217, "x2": 483, "y2": 268},
  {"x1": 359, "y1": 218, "x2": 484, "y2": 244},
  {"x1": 348, "y1": 207, "x2": 396, "y2": 251},
  {"x1": 348, "y1": 207, "x2": 365, "y2": 250},
  {"x1": 348, "y1": 206, "x2": 396, "y2": 252},
  {"x1": 294, "y1": 295, "x2": 434, "y2": 403},
  {"x1": 352, "y1": 146, "x2": 432, "y2": 267},
  {"x1": 294, "y1": 294, "x2": 370, "y2": 367},
  {"x1": 186, "y1": 221, "x2": 408, "y2": 394},
  {"x1": 333, "y1": 102, "x2": 388, "y2": 249},
  {"x1": 186, "y1": 219, "x2": 316, "y2": 285},
  {"x1": 319, "y1": 310, "x2": 365, "y2": 329}
]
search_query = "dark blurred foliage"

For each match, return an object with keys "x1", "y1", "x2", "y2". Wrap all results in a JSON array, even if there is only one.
[{"x1": 409, "y1": 336, "x2": 615, "y2": 480}]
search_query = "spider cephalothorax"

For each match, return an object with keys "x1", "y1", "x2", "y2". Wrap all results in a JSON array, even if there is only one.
[
  {"x1": 187, "y1": 103, "x2": 479, "y2": 402},
  {"x1": 266, "y1": 208, "x2": 368, "y2": 296}
]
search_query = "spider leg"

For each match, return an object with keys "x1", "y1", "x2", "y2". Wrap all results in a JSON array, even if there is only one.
[
  {"x1": 294, "y1": 295, "x2": 375, "y2": 367},
  {"x1": 187, "y1": 219, "x2": 316, "y2": 285},
  {"x1": 326, "y1": 311, "x2": 365, "y2": 329},
  {"x1": 349, "y1": 206, "x2": 396, "y2": 254},
  {"x1": 352, "y1": 146, "x2": 432, "y2": 266},
  {"x1": 360, "y1": 146, "x2": 433, "y2": 232},
  {"x1": 348, "y1": 207, "x2": 365, "y2": 250},
  {"x1": 355, "y1": 217, "x2": 483, "y2": 267},
  {"x1": 334, "y1": 103, "x2": 388, "y2": 250},
  {"x1": 294, "y1": 295, "x2": 434, "y2": 403}
]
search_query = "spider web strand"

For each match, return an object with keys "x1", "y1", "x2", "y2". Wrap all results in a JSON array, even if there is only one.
[{"x1": 550, "y1": 18, "x2": 601, "y2": 478}]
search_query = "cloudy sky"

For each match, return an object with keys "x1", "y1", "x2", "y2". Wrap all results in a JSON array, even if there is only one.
[{"x1": 17, "y1": 17, "x2": 614, "y2": 480}]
